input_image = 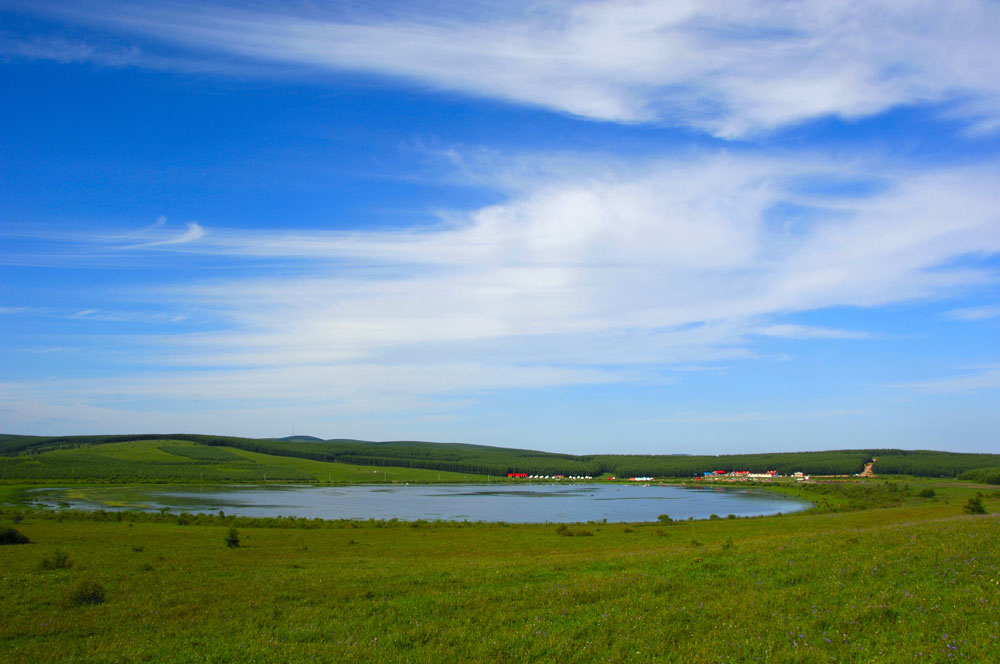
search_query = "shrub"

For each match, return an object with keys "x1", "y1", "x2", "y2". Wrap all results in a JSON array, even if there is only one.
[
  {"x1": 66, "y1": 579, "x2": 105, "y2": 606},
  {"x1": 657, "y1": 514, "x2": 673, "y2": 524},
  {"x1": 964, "y1": 493, "x2": 987, "y2": 515},
  {"x1": 918, "y1": 488, "x2": 936, "y2": 498},
  {"x1": 0, "y1": 526, "x2": 29, "y2": 545},
  {"x1": 41, "y1": 548, "x2": 73, "y2": 569},
  {"x1": 225, "y1": 527, "x2": 240, "y2": 548}
]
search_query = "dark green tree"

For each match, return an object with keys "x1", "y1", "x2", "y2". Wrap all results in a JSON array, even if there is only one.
[{"x1": 964, "y1": 493, "x2": 987, "y2": 515}]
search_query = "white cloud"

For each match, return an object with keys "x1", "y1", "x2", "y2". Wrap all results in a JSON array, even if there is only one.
[
  {"x1": 4, "y1": 151, "x2": 1000, "y2": 432},
  {"x1": 0, "y1": 30, "x2": 288, "y2": 76},
  {"x1": 122, "y1": 221, "x2": 205, "y2": 249},
  {"x1": 651, "y1": 408, "x2": 869, "y2": 424},
  {"x1": 753, "y1": 324, "x2": 872, "y2": 340},
  {"x1": 903, "y1": 365, "x2": 1000, "y2": 394},
  {"x1": 67, "y1": 308, "x2": 191, "y2": 324},
  {"x1": 15, "y1": 0, "x2": 1000, "y2": 135},
  {"x1": 12, "y1": 151, "x2": 1000, "y2": 373},
  {"x1": 159, "y1": 154, "x2": 1000, "y2": 351},
  {"x1": 946, "y1": 304, "x2": 1000, "y2": 321}
]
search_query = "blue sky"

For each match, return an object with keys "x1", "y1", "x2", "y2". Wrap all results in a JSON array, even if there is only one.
[{"x1": 1, "y1": 1, "x2": 999, "y2": 453}]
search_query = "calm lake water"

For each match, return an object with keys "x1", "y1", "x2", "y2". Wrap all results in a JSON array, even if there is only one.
[{"x1": 29, "y1": 483, "x2": 811, "y2": 523}]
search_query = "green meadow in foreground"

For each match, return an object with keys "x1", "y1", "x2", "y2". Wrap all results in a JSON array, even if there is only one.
[{"x1": 2, "y1": 479, "x2": 998, "y2": 663}]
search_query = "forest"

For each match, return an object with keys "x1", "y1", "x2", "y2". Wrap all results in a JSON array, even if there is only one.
[{"x1": 3, "y1": 433, "x2": 998, "y2": 479}]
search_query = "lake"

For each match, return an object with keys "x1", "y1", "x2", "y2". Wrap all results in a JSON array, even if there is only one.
[{"x1": 27, "y1": 483, "x2": 811, "y2": 523}]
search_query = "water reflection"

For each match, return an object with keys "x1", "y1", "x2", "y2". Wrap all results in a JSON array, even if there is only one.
[{"x1": 28, "y1": 483, "x2": 811, "y2": 523}]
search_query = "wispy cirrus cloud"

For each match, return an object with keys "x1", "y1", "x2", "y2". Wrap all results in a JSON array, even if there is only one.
[
  {"x1": 121, "y1": 221, "x2": 205, "y2": 249},
  {"x1": 4, "y1": 147, "x2": 999, "y2": 440},
  {"x1": 8, "y1": 0, "x2": 1000, "y2": 136},
  {"x1": 753, "y1": 325, "x2": 873, "y2": 340},
  {"x1": 0, "y1": 29, "x2": 290, "y2": 76},
  {"x1": 69, "y1": 308, "x2": 189, "y2": 324},
  {"x1": 902, "y1": 365, "x2": 1000, "y2": 394},
  {"x1": 650, "y1": 407, "x2": 870, "y2": 424},
  {"x1": 7, "y1": 151, "x2": 999, "y2": 381},
  {"x1": 946, "y1": 304, "x2": 1000, "y2": 321}
]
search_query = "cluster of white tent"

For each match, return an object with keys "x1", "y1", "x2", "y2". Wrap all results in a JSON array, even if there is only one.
[{"x1": 526, "y1": 475, "x2": 594, "y2": 480}]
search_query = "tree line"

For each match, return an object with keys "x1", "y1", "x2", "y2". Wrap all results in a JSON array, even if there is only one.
[{"x1": 3, "y1": 433, "x2": 997, "y2": 479}]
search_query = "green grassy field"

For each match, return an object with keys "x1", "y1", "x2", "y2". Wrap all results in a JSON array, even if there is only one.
[
  {"x1": 2, "y1": 480, "x2": 998, "y2": 663},
  {"x1": 0, "y1": 439, "x2": 487, "y2": 484}
]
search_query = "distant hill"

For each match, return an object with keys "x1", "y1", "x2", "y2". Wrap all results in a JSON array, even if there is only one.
[
  {"x1": 1, "y1": 432, "x2": 998, "y2": 480},
  {"x1": 0, "y1": 437, "x2": 480, "y2": 483}
]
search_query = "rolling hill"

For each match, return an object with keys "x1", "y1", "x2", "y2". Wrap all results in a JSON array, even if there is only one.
[{"x1": 2, "y1": 432, "x2": 998, "y2": 481}]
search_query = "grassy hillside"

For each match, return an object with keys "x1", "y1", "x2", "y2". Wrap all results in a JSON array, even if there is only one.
[
  {"x1": 0, "y1": 439, "x2": 484, "y2": 483},
  {"x1": 872, "y1": 450, "x2": 1000, "y2": 477},
  {"x1": 959, "y1": 467, "x2": 1000, "y2": 484},
  {"x1": 3, "y1": 433, "x2": 999, "y2": 481},
  {"x1": 2, "y1": 482, "x2": 997, "y2": 663}
]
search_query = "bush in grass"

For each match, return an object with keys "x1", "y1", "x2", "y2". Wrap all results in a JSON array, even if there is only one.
[
  {"x1": 964, "y1": 493, "x2": 987, "y2": 515},
  {"x1": 225, "y1": 527, "x2": 240, "y2": 548},
  {"x1": 657, "y1": 514, "x2": 673, "y2": 524},
  {"x1": 0, "y1": 526, "x2": 29, "y2": 545},
  {"x1": 66, "y1": 579, "x2": 105, "y2": 606},
  {"x1": 41, "y1": 548, "x2": 73, "y2": 569},
  {"x1": 918, "y1": 488, "x2": 936, "y2": 498}
]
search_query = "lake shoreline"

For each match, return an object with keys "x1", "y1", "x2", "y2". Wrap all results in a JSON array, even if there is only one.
[{"x1": 13, "y1": 482, "x2": 813, "y2": 524}]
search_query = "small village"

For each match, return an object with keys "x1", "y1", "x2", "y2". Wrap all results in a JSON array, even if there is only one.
[
  {"x1": 693, "y1": 470, "x2": 810, "y2": 483},
  {"x1": 506, "y1": 470, "x2": 812, "y2": 482}
]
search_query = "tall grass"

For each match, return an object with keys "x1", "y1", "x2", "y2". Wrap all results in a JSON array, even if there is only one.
[{"x1": 3, "y1": 485, "x2": 999, "y2": 663}]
